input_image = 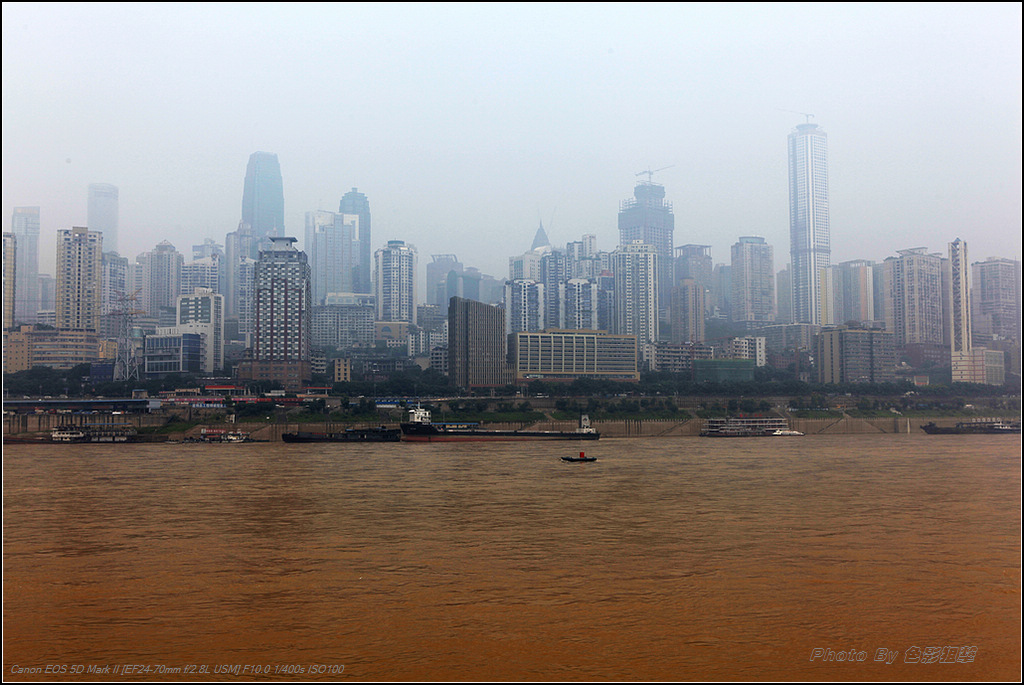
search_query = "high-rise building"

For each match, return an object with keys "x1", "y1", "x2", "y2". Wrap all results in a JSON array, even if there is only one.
[
  {"x1": 241, "y1": 152, "x2": 285, "y2": 247},
  {"x1": 831, "y1": 259, "x2": 875, "y2": 325},
  {"x1": 137, "y1": 241, "x2": 183, "y2": 316},
  {"x1": 180, "y1": 255, "x2": 220, "y2": 295},
  {"x1": 56, "y1": 227, "x2": 103, "y2": 332},
  {"x1": 176, "y1": 287, "x2": 225, "y2": 372},
  {"x1": 448, "y1": 296, "x2": 513, "y2": 390},
  {"x1": 612, "y1": 240, "x2": 659, "y2": 347},
  {"x1": 88, "y1": 183, "x2": 119, "y2": 254},
  {"x1": 11, "y1": 207, "x2": 39, "y2": 324},
  {"x1": 539, "y1": 249, "x2": 567, "y2": 331},
  {"x1": 236, "y1": 236, "x2": 312, "y2": 390},
  {"x1": 504, "y1": 279, "x2": 545, "y2": 335},
  {"x1": 427, "y1": 254, "x2": 463, "y2": 307},
  {"x1": 559, "y1": 278, "x2": 599, "y2": 331},
  {"x1": 3, "y1": 232, "x2": 15, "y2": 331},
  {"x1": 948, "y1": 238, "x2": 971, "y2": 354},
  {"x1": 305, "y1": 210, "x2": 359, "y2": 304},
  {"x1": 971, "y1": 257, "x2": 1021, "y2": 346},
  {"x1": 339, "y1": 188, "x2": 372, "y2": 294},
  {"x1": 670, "y1": 278, "x2": 705, "y2": 344},
  {"x1": 816, "y1": 327, "x2": 896, "y2": 384},
  {"x1": 775, "y1": 266, "x2": 793, "y2": 324},
  {"x1": 730, "y1": 236, "x2": 775, "y2": 327},
  {"x1": 788, "y1": 122, "x2": 831, "y2": 325},
  {"x1": 619, "y1": 181, "x2": 674, "y2": 318},
  {"x1": 374, "y1": 240, "x2": 417, "y2": 324},
  {"x1": 882, "y1": 248, "x2": 945, "y2": 348},
  {"x1": 224, "y1": 220, "x2": 256, "y2": 322}
]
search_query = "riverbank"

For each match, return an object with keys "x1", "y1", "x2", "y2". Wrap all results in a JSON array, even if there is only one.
[{"x1": 7, "y1": 413, "x2": 1021, "y2": 442}]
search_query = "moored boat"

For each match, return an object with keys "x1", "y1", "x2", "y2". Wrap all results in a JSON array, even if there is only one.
[
  {"x1": 921, "y1": 419, "x2": 1021, "y2": 435},
  {"x1": 400, "y1": 406, "x2": 599, "y2": 442},
  {"x1": 282, "y1": 427, "x2": 401, "y2": 442}
]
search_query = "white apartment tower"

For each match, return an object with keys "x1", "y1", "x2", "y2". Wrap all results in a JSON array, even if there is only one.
[
  {"x1": 374, "y1": 240, "x2": 417, "y2": 324},
  {"x1": 612, "y1": 240, "x2": 659, "y2": 344},
  {"x1": 788, "y1": 122, "x2": 831, "y2": 325},
  {"x1": 56, "y1": 227, "x2": 103, "y2": 332}
]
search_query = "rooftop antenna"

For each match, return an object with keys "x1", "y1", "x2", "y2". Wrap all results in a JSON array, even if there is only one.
[
  {"x1": 778, "y1": 108, "x2": 815, "y2": 123},
  {"x1": 636, "y1": 165, "x2": 675, "y2": 184}
]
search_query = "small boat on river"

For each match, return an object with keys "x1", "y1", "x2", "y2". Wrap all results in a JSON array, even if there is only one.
[{"x1": 561, "y1": 451, "x2": 598, "y2": 463}]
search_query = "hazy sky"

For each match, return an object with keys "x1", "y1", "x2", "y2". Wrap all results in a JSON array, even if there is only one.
[{"x1": 3, "y1": 3, "x2": 1021, "y2": 285}]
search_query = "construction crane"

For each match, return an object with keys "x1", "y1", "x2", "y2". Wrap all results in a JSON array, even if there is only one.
[
  {"x1": 778, "y1": 108, "x2": 815, "y2": 123},
  {"x1": 636, "y1": 165, "x2": 675, "y2": 184}
]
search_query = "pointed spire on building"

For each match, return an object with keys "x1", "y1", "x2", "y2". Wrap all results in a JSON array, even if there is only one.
[{"x1": 531, "y1": 221, "x2": 551, "y2": 251}]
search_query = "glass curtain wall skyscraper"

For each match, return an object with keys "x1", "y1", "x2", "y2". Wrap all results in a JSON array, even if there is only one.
[
  {"x1": 788, "y1": 122, "x2": 830, "y2": 325},
  {"x1": 241, "y1": 152, "x2": 285, "y2": 247},
  {"x1": 11, "y1": 207, "x2": 39, "y2": 324},
  {"x1": 339, "y1": 188, "x2": 372, "y2": 294},
  {"x1": 88, "y1": 183, "x2": 119, "y2": 254}
]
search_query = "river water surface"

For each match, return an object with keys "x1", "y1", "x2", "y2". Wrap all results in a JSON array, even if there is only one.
[{"x1": 3, "y1": 434, "x2": 1020, "y2": 680}]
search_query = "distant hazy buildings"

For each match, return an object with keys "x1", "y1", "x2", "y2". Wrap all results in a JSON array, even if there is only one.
[
  {"x1": 830, "y1": 259, "x2": 875, "y2": 325},
  {"x1": 619, "y1": 180, "x2": 674, "y2": 318},
  {"x1": 241, "y1": 152, "x2": 285, "y2": 247},
  {"x1": 730, "y1": 236, "x2": 775, "y2": 327},
  {"x1": 788, "y1": 122, "x2": 831, "y2": 325},
  {"x1": 339, "y1": 188, "x2": 372, "y2": 294},
  {"x1": 306, "y1": 210, "x2": 359, "y2": 304},
  {"x1": 670, "y1": 279, "x2": 705, "y2": 344},
  {"x1": 374, "y1": 240, "x2": 417, "y2": 325},
  {"x1": 11, "y1": 206, "x2": 39, "y2": 324},
  {"x1": 137, "y1": 241, "x2": 183, "y2": 316},
  {"x1": 87, "y1": 183, "x2": 119, "y2": 254}
]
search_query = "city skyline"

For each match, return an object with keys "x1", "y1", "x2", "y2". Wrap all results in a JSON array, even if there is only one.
[{"x1": 2, "y1": 4, "x2": 1019, "y2": 285}]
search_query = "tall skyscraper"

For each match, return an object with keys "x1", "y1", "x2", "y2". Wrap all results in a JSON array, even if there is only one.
[
  {"x1": 305, "y1": 210, "x2": 359, "y2": 304},
  {"x1": 612, "y1": 240, "x2": 659, "y2": 344},
  {"x1": 374, "y1": 240, "x2": 417, "y2": 324},
  {"x1": 3, "y1": 232, "x2": 15, "y2": 330},
  {"x1": 948, "y1": 238, "x2": 971, "y2": 354},
  {"x1": 339, "y1": 188, "x2": 372, "y2": 294},
  {"x1": 427, "y1": 254, "x2": 463, "y2": 308},
  {"x1": 560, "y1": 278, "x2": 599, "y2": 330},
  {"x1": 618, "y1": 180, "x2": 674, "y2": 319},
  {"x1": 237, "y1": 236, "x2": 311, "y2": 390},
  {"x1": 224, "y1": 220, "x2": 256, "y2": 323},
  {"x1": 448, "y1": 296, "x2": 513, "y2": 390},
  {"x1": 670, "y1": 279, "x2": 705, "y2": 344},
  {"x1": 176, "y1": 287, "x2": 225, "y2": 372},
  {"x1": 882, "y1": 248, "x2": 945, "y2": 348},
  {"x1": 11, "y1": 206, "x2": 39, "y2": 324},
  {"x1": 731, "y1": 236, "x2": 776, "y2": 327},
  {"x1": 504, "y1": 279, "x2": 545, "y2": 335},
  {"x1": 88, "y1": 183, "x2": 119, "y2": 254},
  {"x1": 137, "y1": 241, "x2": 184, "y2": 316},
  {"x1": 971, "y1": 257, "x2": 1021, "y2": 346},
  {"x1": 56, "y1": 227, "x2": 103, "y2": 332},
  {"x1": 241, "y1": 152, "x2": 285, "y2": 246},
  {"x1": 788, "y1": 122, "x2": 831, "y2": 325}
]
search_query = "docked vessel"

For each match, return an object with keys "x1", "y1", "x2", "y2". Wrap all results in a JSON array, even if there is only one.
[
  {"x1": 400, "y1": 407, "x2": 599, "y2": 442},
  {"x1": 701, "y1": 416, "x2": 794, "y2": 437},
  {"x1": 51, "y1": 424, "x2": 138, "y2": 443},
  {"x1": 282, "y1": 427, "x2": 401, "y2": 442},
  {"x1": 921, "y1": 419, "x2": 1021, "y2": 435}
]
